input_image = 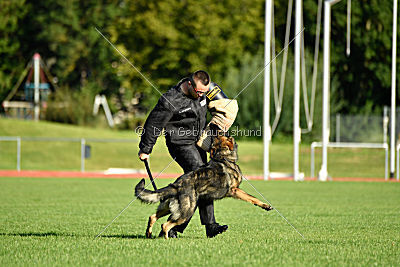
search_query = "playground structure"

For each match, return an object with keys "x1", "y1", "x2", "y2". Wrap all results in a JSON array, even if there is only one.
[{"x1": 2, "y1": 53, "x2": 57, "y2": 120}]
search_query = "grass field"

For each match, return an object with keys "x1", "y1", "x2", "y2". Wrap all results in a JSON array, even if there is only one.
[
  {"x1": 0, "y1": 177, "x2": 399, "y2": 265},
  {"x1": 0, "y1": 118, "x2": 388, "y2": 178}
]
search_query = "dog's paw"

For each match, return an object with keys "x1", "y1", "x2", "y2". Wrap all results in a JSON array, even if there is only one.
[
  {"x1": 146, "y1": 231, "x2": 152, "y2": 238},
  {"x1": 261, "y1": 204, "x2": 273, "y2": 211}
]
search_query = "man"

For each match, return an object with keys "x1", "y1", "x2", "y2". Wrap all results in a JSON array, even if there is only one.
[{"x1": 138, "y1": 70, "x2": 238, "y2": 238}]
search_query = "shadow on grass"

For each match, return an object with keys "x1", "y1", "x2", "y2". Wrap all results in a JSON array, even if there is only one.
[
  {"x1": 99, "y1": 234, "x2": 202, "y2": 240},
  {"x1": 0, "y1": 232, "x2": 151, "y2": 239},
  {"x1": 0, "y1": 232, "x2": 75, "y2": 237},
  {"x1": 101, "y1": 234, "x2": 148, "y2": 239}
]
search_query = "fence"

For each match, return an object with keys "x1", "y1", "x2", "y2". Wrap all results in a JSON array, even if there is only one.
[
  {"x1": 310, "y1": 142, "x2": 389, "y2": 179},
  {"x1": 311, "y1": 110, "x2": 390, "y2": 179},
  {"x1": 331, "y1": 111, "x2": 388, "y2": 143},
  {"x1": 0, "y1": 136, "x2": 137, "y2": 172}
]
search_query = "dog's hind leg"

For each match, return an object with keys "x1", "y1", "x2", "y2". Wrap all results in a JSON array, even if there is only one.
[
  {"x1": 161, "y1": 195, "x2": 196, "y2": 239},
  {"x1": 161, "y1": 219, "x2": 186, "y2": 240},
  {"x1": 146, "y1": 214, "x2": 157, "y2": 238},
  {"x1": 231, "y1": 188, "x2": 273, "y2": 211},
  {"x1": 146, "y1": 203, "x2": 170, "y2": 238}
]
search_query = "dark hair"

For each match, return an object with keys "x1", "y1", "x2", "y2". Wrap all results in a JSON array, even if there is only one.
[{"x1": 191, "y1": 70, "x2": 210, "y2": 88}]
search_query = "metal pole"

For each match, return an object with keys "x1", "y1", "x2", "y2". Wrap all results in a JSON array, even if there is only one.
[
  {"x1": 311, "y1": 143, "x2": 315, "y2": 178},
  {"x1": 397, "y1": 144, "x2": 399, "y2": 180},
  {"x1": 346, "y1": 0, "x2": 351, "y2": 57},
  {"x1": 318, "y1": 0, "x2": 340, "y2": 181},
  {"x1": 264, "y1": 0, "x2": 273, "y2": 180},
  {"x1": 81, "y1": 138, "x2": 85, "y2": 172},
  {"x1": 33, "y1": 53, "x2": 40, "y2": 121},
  {"x1": 336, "y1": 113, "x2": 340, "y2": 143},
  {"x1": 293, "y1": 0, "x2": 302, "y2": 181},
  {"x1": 390, "y1": 0, "x2": 398, "y2": 179},
  {"x1": 319, "y1": 1, "x2": 331, "y2": 181},
  {"x1": 385, "y1": 144, "x2": 388, "y2": 180},
  {"x1": 319, "y1": 0, "x2": 341, "y2": 182},
  {"x1": 17, "y1": 137, "x2": 21, "y2": 171},
  {"x1": 384, "y1": 106, "x2": 389, "y2": 145}
]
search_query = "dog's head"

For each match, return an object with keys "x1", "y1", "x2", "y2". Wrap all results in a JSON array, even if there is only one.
[{"x1": 210, "y1": 134, "x2": 238, "y2": 162}]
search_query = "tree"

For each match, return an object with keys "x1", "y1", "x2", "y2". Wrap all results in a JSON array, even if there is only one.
[
  {"x1": 111, "y1": 0, "x2": 266, "y2": 106},
  {"x1": 0, "y1": 0, "x2": 28, "y2": 107}
]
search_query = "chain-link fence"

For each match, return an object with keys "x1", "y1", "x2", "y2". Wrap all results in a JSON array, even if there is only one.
[{"x1": 330, "y1": 108, "x2": 389, "y2": 143}]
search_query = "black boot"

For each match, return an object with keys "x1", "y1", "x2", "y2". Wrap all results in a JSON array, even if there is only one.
[{"x1": 206, "y1": 223, "x2": 228, "y2": 238}]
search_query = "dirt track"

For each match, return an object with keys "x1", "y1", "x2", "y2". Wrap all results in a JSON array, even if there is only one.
[{"x1": 0, "y1": 170, "x2": 398, "y2": 182}]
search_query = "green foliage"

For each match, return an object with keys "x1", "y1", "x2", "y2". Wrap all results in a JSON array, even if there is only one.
[
  {"x1": 112, "y1": 0, "x2": 265, "y2": 105},
  {"x1": 27, "y1": 0, "x2": 123, "y2": 91},
  {"x1": 45, "y1": 85, "x2": 98, "y2": 126},
  {"x1": 0, "y1": 0, "x2": 398, "y2": 134},
  {"x1": 224, "y1": 52, "x2": 264, "y2": 133},
  {"x1": 0, "y1": 0, "x2": 28, "y2": 104},
  {"x1": 326, "y1": 0, "x2": 398, "y2": 113}
]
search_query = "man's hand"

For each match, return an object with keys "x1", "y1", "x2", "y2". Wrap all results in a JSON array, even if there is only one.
[{"x1": 138, "y1": 150, "x2": 150, "y2": 161}]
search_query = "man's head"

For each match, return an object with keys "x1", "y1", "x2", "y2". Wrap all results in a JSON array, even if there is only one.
[{"x1": 187, "y1": 70, "x2": 210, "y2": 98}]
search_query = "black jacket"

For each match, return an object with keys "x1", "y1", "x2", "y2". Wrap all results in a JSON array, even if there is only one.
[{"x1": 139, "y1": 80, "x2": 208, "y2": 154}]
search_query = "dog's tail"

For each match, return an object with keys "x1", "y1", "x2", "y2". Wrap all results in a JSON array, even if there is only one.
[{"x1": 135, "y1": 179, "x2": 177, "y2": 204}]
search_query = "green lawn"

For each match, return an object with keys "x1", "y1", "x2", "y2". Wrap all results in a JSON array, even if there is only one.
[
  {"x1": 0, "y1": 118, "x2": 388, "y2": 178},
  {"x1": 0, "y1": 177, "x2": 398, "y2": 265}
]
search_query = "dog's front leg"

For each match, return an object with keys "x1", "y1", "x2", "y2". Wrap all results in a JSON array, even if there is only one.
[{"x1": 231, "y1": 188, "x2": 273, "y2": 211}]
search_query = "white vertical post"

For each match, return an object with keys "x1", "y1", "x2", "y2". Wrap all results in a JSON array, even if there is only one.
[
  {"x1": 336, "y1": 113, "x2": 340, "y2": 143},
  {"x1": 311, "y1": 143, "x2": 315, "y2": 178},
  {"x1": 346, "y1": 0, "x2": 351, "y2": 56},
  {"x1": 81, "y1": 138, "x2": 86, "y2": 172},
  {"x1": 293, "y1": 0, "x2": 302, "y2": 181},
  {"x1": 17, "y1": 137, "x2": 21, "y2": 172},
  {"x1": 384, "y1": 106, "x2": 389, "y2": 145},
  {"x1": 397, "y1": 144, "x2": 399, "y2": 180},
  {"x1": 319, "y1": 0, "x2": 341, "y2": 182},
  {"x1": 390, "y1": 0, "x2": 398, "y2": 179},
  {"x1": 385, "y1": 145, "x2": 388, "y2": 180},
  {"x1": 264, "y1": 0, "x2": 273, "y2": 180},
  {"x1": 33, "y1": 53, "x2": 40, "y2": 121}
]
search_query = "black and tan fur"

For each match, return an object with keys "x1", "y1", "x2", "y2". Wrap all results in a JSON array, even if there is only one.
[{"x1": 135, "y1": 135, "x2": 272, "y2": 239}]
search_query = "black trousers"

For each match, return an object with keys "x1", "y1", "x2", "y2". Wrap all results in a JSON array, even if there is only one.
[{"x1": 166, "y1": 142, "x2": 216, "y2": 232}]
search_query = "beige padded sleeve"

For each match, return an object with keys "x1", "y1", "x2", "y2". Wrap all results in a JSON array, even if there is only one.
[
  {"x1": 208, "y1": 99, "x2": 238, "y2": 131},
  {"x1": 197, "y1": 99, "x2": 239, "y2": 151}
]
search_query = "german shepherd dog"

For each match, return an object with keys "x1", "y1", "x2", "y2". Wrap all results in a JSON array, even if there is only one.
[{"x1": 135, "y1": 134, "x2": 273, "y2": 239}]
